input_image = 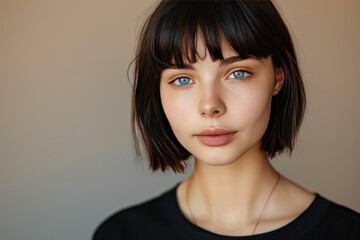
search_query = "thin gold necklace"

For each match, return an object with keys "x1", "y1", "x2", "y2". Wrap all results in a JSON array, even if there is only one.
[{"x1": 186, "y1": 172, "x2": 281, "y2": 235}]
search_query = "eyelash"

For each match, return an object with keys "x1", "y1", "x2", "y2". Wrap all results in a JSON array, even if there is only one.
[{"x1": 169, "y1": 69, "x2": 251, "y2": 87}]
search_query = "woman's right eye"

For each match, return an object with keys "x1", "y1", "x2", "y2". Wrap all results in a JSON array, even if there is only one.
[{"x1": 171, "y1": 77, "x2": 194, "y2": 87}]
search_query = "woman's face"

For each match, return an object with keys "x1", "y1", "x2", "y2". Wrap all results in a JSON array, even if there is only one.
[{"x1": 160, "y1": 39, "x2": 283, "y2": 166}]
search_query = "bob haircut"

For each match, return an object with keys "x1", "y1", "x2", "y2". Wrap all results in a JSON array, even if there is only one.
[{"x1": 131, "y1": 0, "x2": 306, "y2": 173}]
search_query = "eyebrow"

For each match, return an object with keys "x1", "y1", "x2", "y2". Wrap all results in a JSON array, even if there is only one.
[
  {"x1": 220, "y1": 56, "x2": 249, "y2": 67},
  {"x1": 166, "y1": 56, "x2": 256, "y2": 70}
]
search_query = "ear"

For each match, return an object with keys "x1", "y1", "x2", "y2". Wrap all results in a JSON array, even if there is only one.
[{"x1": 273, "y1": 67, "x2": 285, "y2": 96}]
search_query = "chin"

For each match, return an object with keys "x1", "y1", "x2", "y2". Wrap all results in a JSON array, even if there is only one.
[
  {"x1": 191, "y1": 138, "x2": 267, "y2": 167},
  {"x1": 193, "y1": 148, "x2": 251, "y2": 167}
]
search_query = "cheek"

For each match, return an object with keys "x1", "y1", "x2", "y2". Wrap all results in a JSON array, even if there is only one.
[
  {"x1": 162, "y1": 102, "x2": 185, "y2": 127},
  {"x1": 246, "y1": 95, "x2": 271, "y2": 119},
  {"x1": 160, "y1": 87, "x2": 188, "y2": 133},
  {"x1": 161, "y1": 96, "x2": 192, "y2": 148},
  {"x1": 232, "y1": 87, "x2": 273, "y2": 132}
]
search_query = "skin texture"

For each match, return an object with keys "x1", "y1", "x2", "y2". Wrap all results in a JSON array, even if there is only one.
[{"x1": 160, "y1": 38, "x2": 314, "y2": 236}]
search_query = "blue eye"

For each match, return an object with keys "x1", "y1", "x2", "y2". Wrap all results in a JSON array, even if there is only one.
[
  {"x1": 228, "y1": 70, "x2": 250, "y2": 79},
  {"x1": 173, "y1": 77, "x2": 193, "y2": 86}
]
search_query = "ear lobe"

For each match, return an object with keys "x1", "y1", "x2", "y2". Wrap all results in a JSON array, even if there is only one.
[{"x1": 273, "y1": 67, "x2": 285, "y2": 96}]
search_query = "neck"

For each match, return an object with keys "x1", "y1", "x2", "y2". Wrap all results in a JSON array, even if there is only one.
[{"x1": 184, "y1": 149, "x2": 280, "y2": 235}]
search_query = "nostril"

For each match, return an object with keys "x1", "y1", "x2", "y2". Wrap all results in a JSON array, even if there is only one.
[{"x1": 199, "y1": 97, "x2": 226, "y2": 118}]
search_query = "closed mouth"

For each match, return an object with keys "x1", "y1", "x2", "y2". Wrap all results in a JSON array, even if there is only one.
[{"x1": 195, "y1": 128, "x2": 237, "y2": 146}]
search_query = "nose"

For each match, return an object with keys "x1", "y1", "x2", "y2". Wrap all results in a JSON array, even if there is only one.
[{"x1": 198, "y1": 87, "x2": 226, "y2": 118}]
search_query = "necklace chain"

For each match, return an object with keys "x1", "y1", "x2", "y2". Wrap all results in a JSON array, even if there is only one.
[
  {"x1": 252, "y1": 172, "x2": 280, "y2": 234},
  {"x1": 186, "y1": 172, "x2": 281, "y2": 235}
]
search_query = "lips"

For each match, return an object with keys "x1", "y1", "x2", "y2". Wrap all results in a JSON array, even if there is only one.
[{"x1": 194, "y1": 128, "x2": 237, "y2": 146}]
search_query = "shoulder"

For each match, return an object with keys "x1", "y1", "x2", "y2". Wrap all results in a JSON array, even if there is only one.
[
  {"x1": 322, "y1": 197, "x2": 360, "y2": 226},
  {"x1": 268, "y1": 193, "x2": 360, "y2": 239},
  {"x1": 308, "y1": 195, "x2": 360, "y2": 239},
  {"x1": 92, "y1": 186, "x2": 178, "y2": 240}
]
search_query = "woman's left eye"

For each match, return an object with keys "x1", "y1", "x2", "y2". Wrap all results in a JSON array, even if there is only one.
[{"x1": 228, "y1": 70, "x2": 250, "y2": 80}]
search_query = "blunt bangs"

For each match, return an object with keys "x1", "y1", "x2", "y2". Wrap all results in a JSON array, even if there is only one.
[
  {"x1": 151, "y1": 0, "x2": 279, "y2": 69},
  {"x1": 132, "y1": 0, "x2": 306, "y2": 172}
]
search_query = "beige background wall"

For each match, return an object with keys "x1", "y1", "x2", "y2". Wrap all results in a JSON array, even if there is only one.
[{"x1": 0, "y1": 0, "x2": 359, "y2": 239}]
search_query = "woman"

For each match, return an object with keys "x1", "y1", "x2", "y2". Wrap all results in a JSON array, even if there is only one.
[{"x1": 93, "y1": 0, "x2": 360, "y2": 239}]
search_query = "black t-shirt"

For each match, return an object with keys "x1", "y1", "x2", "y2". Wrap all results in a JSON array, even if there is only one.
[{"x1": 93, "y1": 185, "x2": 360, "y2": 240}]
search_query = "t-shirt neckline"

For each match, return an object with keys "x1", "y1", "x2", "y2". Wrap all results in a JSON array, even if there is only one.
[{"x1": 167, "y1": 185, "x2": 329, "y2": 240}]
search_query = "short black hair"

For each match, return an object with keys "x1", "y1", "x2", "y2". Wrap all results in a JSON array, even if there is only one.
[{"x1": 131, "y1": 0, "x2": 306, "y2": 173}]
